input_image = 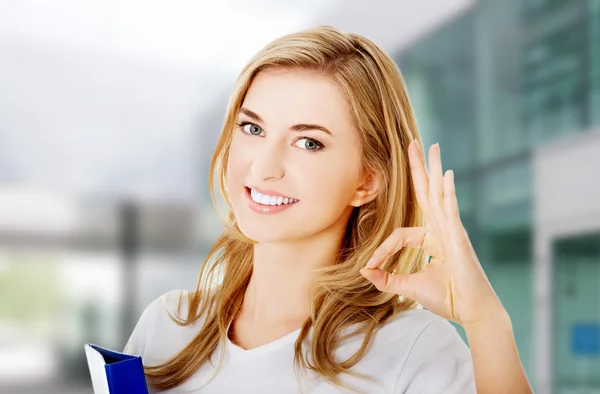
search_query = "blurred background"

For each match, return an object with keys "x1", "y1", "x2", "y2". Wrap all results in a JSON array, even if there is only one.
[{"x1": 0, "y1": 0, "x2": 598, "y2": 393}]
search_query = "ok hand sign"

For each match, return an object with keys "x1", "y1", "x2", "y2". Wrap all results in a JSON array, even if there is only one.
[{"x1": 360, "y1": 141, "x2": 505, "y2": 328}]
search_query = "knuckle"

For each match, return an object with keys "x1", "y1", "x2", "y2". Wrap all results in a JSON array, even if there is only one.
[
  {"x1": 446, "y1": 207, "x2": 458, "y2": 218},
  {"x1": 381, "y1": 273, "x2": 392, "y2": 292}
]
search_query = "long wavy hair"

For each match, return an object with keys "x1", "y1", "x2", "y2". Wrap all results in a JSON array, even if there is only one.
[{"x1": 144, "y1": 25, "x2": 427, "y2": 393}]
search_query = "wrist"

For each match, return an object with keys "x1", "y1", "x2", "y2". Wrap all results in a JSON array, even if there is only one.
[{"x1": 463, "y1": 306, "x2": 512, "y2": 335}]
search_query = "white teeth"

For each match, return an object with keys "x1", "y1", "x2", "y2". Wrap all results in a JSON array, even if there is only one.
[{"x1": 250, "y1": 188, "x2": 298, "y2": 206}]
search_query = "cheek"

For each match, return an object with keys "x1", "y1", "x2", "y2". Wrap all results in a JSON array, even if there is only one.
[
  {"x1": 300, "y1": 160, "x2": 359, "y2": 208},
  {"x1": 226, "y1": 136, "x2": 250, "y2": 182}
]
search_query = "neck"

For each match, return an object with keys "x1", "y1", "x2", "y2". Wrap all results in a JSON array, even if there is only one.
[{"x1": 239, "y1": 225, "x2": 346, "y2": 327}]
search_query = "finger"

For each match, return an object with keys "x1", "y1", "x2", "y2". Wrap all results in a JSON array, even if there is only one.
[
  {"x1": 408, "y1": 141, "x2": 432, "y2": 217},
  {"x1": 428, "y1": 143, "x2": 444, "y2": 215},
  {"x1": 443, "y1": 169, "x2": 459, "y2": 220},
  {"x1": 360, "y1": 268, "x2": 420, "y2": 299},
  {"x1": 365, "y1": 227, "x2": 427, "y2": 269},
  {"x1": 443, "y1": 169, "x2": 469, "y2": 248}
]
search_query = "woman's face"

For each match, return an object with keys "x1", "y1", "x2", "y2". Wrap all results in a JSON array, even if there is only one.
[{"x1": 226, "y1": 68, "x2": 374, "y2": 244}]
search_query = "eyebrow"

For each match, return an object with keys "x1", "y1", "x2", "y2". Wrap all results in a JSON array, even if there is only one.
[{"x1": 238, "y1": 107, "x2": 333, "y2": 137}]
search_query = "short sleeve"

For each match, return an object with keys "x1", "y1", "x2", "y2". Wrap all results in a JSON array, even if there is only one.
[
  {"x1": 122, "y1": 295, "x2": 165, "y2": 356},
  {"x1": 394, "y1": 318, "x2": 476, "y2": 394}
]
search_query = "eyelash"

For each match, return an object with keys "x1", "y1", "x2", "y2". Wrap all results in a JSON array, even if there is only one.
[{"x1": 235, "y1": 121, "x2": 325, "y2": 152}]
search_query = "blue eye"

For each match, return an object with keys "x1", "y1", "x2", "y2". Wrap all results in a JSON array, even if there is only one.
[
  {"x1": 294, "y1": 137, "x2": 324, "y2": 152},
  {"x1": 237, "y1": 122, "x2": 263, "y2": 136}
]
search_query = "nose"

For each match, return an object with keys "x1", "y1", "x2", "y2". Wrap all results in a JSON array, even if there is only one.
[{"x1": 250, "y1": 139, "x2": 285, "y2": 181}]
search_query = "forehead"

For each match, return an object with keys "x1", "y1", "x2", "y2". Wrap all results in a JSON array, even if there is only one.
[{"x1": 241, "y1": 68, "x2": 356, "y2": 130}]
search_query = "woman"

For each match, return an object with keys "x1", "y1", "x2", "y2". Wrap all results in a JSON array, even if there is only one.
[{"x1": 124, "y1": 26, "x2": 532, "y2": 393}]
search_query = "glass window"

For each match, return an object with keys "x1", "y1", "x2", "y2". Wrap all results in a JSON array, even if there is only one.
[
  {"x1": 521, "y1": 13, "x2": 587, "y2": 143},
  {"x1": 397, "y1": 13, "x2": 476, "y2": 173}
]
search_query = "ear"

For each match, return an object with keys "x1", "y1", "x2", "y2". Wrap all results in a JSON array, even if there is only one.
[{"x1": 350, "y1": 169, "x2": 381, "y2": 207}]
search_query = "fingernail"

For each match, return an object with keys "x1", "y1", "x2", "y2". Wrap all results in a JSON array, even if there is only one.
[{"x1": 366, "y1": 258, "x2": 376, "y2": 268}]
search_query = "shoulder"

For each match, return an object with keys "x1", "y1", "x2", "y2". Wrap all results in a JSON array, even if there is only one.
[
  {"x1": 156, "y1": 289, "x2": 192, "y2": 319},
  {"x1": 385, "y1": 308, "x2": 475, "y2": 393},
  {"x1": 374, "y1": 307, "x2": 457, "y2": 348},
  {"x1": 142, "y1": 289, "x2": 191, "y2": 324},
  {"x1": 122, "y1": 289, "x2": 194, "y2": 357},
  {"x1": 333, "y1": 308, "x2": 473, "y2": 393},
  {"x1": 390, "y1": 308, "x2": 468, "y2": 363}
]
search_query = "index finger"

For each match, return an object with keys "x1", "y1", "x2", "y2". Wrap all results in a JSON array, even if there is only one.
[{"x1": 365, "y1": 226, "x2": 428, "y2": 269}]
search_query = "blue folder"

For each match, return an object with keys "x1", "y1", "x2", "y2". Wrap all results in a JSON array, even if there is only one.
[{"x1": 85, "y1": 343, "x2": 149, "y2": 394}]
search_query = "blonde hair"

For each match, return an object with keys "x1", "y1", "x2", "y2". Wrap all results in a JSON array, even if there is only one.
[{"x1": 145, "y1": 25, "x2": 426, "y2": 393}]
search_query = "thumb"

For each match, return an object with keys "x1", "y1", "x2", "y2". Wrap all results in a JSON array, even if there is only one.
[{"x1": 360, "y1": 268, "x2": 418, "y2": 299}]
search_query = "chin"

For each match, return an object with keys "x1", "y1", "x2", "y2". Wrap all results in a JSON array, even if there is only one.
[{"x1": 237, "y1": 220, "x2": 294, "y2": 244}]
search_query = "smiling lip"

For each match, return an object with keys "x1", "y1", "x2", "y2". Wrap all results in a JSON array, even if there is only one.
[
  {"x1": 246, "y1": 185, "x2": 297, "y2": 201},
  {"x1": 244, "y1": 187, "x2": 299, "y2": 214}
]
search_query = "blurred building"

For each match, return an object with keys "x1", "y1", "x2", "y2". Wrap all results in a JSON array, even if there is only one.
[{"x1": 396, "y1": 0, "x2": 600, "y2": 392}]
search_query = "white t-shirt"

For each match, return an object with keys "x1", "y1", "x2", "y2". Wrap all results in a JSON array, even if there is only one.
[{"x1": 124, "y1": 290, "x2": 475, "y2": 393}]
